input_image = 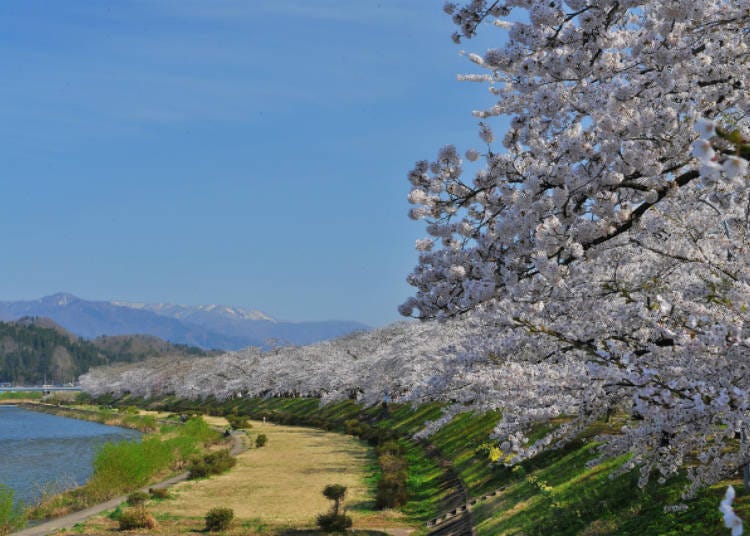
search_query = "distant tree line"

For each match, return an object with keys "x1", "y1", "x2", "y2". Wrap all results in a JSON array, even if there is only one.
[{"x1": 0, "y1": 320, "x2": 207, "y2": 385}]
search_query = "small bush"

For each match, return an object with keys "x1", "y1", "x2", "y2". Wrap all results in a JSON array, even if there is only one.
[
  {"x1": 205, "y1": 507, "x2": 234, "y2": 531},
  {"x1": 188, "y1": 449, "x2": 236, "y2": 479},
  {"x1": 255, "y1": 434, "x2": 268, "y2": 448},
  {"x1": 126, "y1": 491, "x2": 149, "y2": 507},
  {"x1": 344, "y1": 419, "x2": 363, "y2": 436},
  {"x1": 226, "y1": 415, "x2": 250, "y2": 429},
  {"x1": 118, "y1": 507, "x2": 157, "y2": 530},
  {"x1": 89, "y1": 437, "x2": 175, "y2": 499},
  {"x1": 0, "y1": 484, "x2": 24, "y2": 536},
  {"x1": 149, "y1": 487, "x2": 169, "y2": 499},
  {"x1": 376, "y1": 476, "x2": 408, "y2": 509},
  {"x1": 180, "y1": 417, "x2": 222, "y2": 445},
  {"x1": 316, "y1": 512, "x2": 352, "y2": 533}
]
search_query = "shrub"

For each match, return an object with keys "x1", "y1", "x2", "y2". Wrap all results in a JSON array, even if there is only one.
[
  {"x1": 89, "y1": 438, "x2": 175, "y2": 499},
  {"x1": 0, "y1": 484, "x2": 24, "y2": 536},
  {"x1": 188, "y1": 449, "x2": 236, "y2": 479},
  {"x1": 118, "y1": 507, "x2": 157, "y2": 530},
  {"x1": 149, "y1": 487, "x2": 170, "y2": 499},
  {"x1": 323, "y1": 484, "x2": 347, "y2": 515},
  {"x1": 122, "y1": 414, "x2": 158, "y2": 432},
  {"x1": 343, "y1": 419, "x2": 362, "y2": 436},
  {"x1": 317, "y1": 483, "x2": 352, "y2": 533},
  {"x1": 226, "y1": 415, "x2": 250, "y2": 429},
  {"x1": 126, "y1": 491, "x2": 149, "y2": 507},
  {"x1": 316, "y1": 512, "x2": 352, "y2": 533},
  {"x1": 255, "y1": 434, "x2": 268, "y2": 448},
  {"x1": 205, "y1": 507, "x2": 234, "y2": 531},
  {"x1": 179, "y1": 417, "x2": 222, "y2": 445},
  {"x1": 375, "y1": 476, "x2": 408, "y2": 509}
]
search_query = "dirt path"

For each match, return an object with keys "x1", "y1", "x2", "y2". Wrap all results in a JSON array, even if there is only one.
[{"x1": 12, "y1": 432, "x2": 245, "y2": 536}]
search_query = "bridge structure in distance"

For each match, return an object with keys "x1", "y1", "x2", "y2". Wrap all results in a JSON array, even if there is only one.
[{"x1": 0, "y1": 385, "x2": 81, "y2": 392}]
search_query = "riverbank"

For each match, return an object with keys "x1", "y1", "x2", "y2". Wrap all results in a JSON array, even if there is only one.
[
  {"x1": 9, "y1": 402, "x2": 234, "y2": 532},
  {"x1": 12, "y1": 431, "x2": 246, "y2": 536},
  {"x1": 16, "y1": 407, "x2": 412, "y2": 536}
]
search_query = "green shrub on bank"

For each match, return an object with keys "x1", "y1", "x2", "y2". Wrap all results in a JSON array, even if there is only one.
[
  {"x1": 255, "y1": 434, "x2": 268, "y2": 448},
  {"x1": 121, "y1": 414, "x2": 158, "y2": 432},
  {"x1": 0, "y1": 484, "x2": 24, "y2": 536},
  {"x1": 205, "y1": 507, "x2": 234, "y2": 531},
  {"x1": 179, "y1": 417, "x2": 221, "y2": 445},
  {"x1": 226, "y1": 414, "x2": 250, "y2": 429},
  {"x1": 188, "y1": 449, "x2": 236, "y2": 479},
  {"x1": 88, "y1": 437, "x2": 175, "y2": 500}
]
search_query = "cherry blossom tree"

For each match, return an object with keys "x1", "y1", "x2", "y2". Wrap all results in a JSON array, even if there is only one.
[
  {"x1": 401, "y1": 0, "x2": 750, "y2": 496},
  {"x1": 79, "y1": 317, "x2": 485, "y2": 406}
]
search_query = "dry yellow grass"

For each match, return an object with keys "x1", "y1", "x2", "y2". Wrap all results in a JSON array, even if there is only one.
[
  {"x1": 136, "y1": 409, "x2": 229, "y2": 428},
  {"x1": 152, "y1": 420, "x2": 383, "y2": 528}
]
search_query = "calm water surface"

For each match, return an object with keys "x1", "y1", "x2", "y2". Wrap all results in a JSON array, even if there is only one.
[{"x1": 0, "y1": 406, "x2": 140, "y2": 504}]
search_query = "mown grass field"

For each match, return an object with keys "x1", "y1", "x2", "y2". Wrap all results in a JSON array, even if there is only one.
[
  {"x1": 57, "y1": 410, "x2": 411, "y2": 536},
  {"x1": 150, "y1": 419, "x2": 407, "y2": 530}
]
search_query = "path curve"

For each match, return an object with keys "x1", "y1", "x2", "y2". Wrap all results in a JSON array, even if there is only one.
[{"x1": 12, "y1": 432, "x2": 245, "y2": 536}]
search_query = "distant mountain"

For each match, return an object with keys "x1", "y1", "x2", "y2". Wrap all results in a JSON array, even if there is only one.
[
  {"x1": 0, "y1": 317, "x2": 210, "y2": 384},
  {"x1": 0, "y1": 294, "x2": 369, "y2": 350},
  {"x1": 112, "y1": 302, "x2": 275, "y2": 322}
]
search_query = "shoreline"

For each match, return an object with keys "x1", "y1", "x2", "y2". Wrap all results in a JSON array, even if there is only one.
[
  {"x1": 12, "y1": 432, "x2": 246, "y2": 536},
  {"x1": 8, "y1": 402, "x2": 242, "y2": 536}
]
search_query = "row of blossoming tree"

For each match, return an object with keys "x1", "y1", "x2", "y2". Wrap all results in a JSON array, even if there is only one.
[{"x1": 82, "y1": 0, "x2": 750, "y2": 509}]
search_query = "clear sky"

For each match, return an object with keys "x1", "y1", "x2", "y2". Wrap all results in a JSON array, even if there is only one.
[{"x1": 0, "y1": 1, "x2": 503, "y2": 327}]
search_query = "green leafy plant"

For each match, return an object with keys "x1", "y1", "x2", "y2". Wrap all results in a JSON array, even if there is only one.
[
  {"x1": 0, "y1": 484, "x2": 24, "y2": 536},
  {"x1": 188, "y1": 449, "x2": 236, "y2": 479}
]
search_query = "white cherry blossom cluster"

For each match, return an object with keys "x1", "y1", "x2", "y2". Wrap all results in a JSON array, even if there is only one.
[
  {"x1": 721, "y1": 486, "x2": 743, "y2": 536},
  {"x1": 693, "y1": 117, "x2": 750, "y2": 184},
  {"x1": 401, "y1": 0, "x2": 750, "y2": 497}
]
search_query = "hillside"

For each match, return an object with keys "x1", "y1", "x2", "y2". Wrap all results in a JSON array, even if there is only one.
[
  {"x1": 0, "y1": 294, "x2": 369, "y2": 350},
  {"x1": 0, "y1": 318, "x2": 209, "y2": 385}
]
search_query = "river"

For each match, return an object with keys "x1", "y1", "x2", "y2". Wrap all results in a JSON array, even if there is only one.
[{"x1": 0, "y1": 406, "x2": 141, "y2": 505}]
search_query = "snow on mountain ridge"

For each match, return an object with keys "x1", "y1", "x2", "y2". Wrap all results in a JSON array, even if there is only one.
[{"x1": 112, "y1": 301, "x2": 276, "y2": 322}]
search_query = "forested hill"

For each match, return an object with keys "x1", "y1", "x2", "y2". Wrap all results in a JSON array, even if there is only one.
[{"x1": 0, "y1": 317, "x2": 210, "y2": 385}]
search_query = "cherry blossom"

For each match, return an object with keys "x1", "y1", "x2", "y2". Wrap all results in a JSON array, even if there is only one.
[{"x1": 402, "y1": 0, "x2": 750, "y2": 495}]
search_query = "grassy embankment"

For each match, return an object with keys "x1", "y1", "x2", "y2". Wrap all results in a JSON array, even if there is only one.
[
  {"x1": 0, "y1": 391, "x2": 43, "y2": 403},
  {"x1": 92, "y1": 393, "x2": 750, "y2": 536}
]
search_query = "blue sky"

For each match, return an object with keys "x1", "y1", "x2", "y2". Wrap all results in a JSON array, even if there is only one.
[{"x1": 0, "y1": 1, "x2": 503, "y2": 326}]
